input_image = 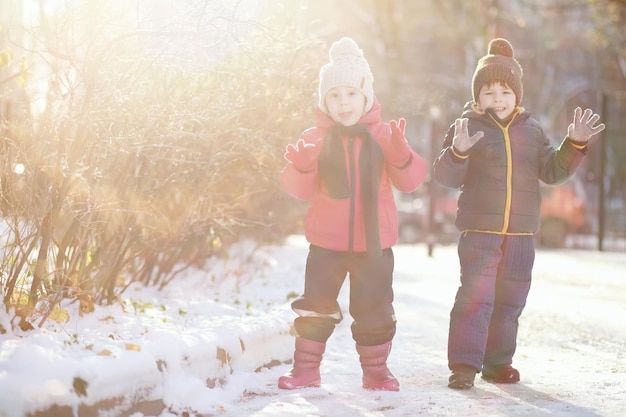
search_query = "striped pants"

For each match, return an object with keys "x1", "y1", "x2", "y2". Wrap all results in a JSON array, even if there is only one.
[{"x1": 448, "y1": 232, "x2": 535, "y2": 371}]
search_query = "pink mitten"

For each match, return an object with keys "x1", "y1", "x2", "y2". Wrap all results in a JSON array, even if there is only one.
[
  {"x1": 284, "y1": 138, "x2": 321, "y2": 172},
  {"x1": 384, "y1": 118, "x2": 412, "y2": 167}
]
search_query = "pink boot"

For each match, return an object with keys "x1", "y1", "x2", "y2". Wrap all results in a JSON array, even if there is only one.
[
  {"x1": 356, "y1": 341, "x2": 400, "y2": 391},
  {"x1": 278, "y1": 338, "x2": 325, "y2": 389}
]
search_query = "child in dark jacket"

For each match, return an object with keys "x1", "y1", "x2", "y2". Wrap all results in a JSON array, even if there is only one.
[
  {"x1": 433, "y1": 38, "x2": 605, "y2": 389},
  {"x1": 278, "y1": 37, "x2": 428, "y2": 391}
]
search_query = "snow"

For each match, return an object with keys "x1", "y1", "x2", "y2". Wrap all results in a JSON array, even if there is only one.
[{"x1": 1, "y1": 235, "x2": 625, "y2": 417}]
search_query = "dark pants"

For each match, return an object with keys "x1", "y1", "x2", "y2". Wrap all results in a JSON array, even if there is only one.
[
  {"x1": 448, "y1": 232, "x2": 534, "y2": 371},
  {"x1": 291, "y1": 245, "x2": 396, "y2": 346}
]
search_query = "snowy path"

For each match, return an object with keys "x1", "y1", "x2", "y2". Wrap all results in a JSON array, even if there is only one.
[
  {"x1": 232, "y1": 243, "x2": 626, "y2": 417},
  {"x1": 3, "y1": 237, "x2": 624, "y2": 417}
]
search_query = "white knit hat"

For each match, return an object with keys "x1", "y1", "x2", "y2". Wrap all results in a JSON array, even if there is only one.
[{"x1": 318, "y1": 37, "x2": 374, "y2": 114}]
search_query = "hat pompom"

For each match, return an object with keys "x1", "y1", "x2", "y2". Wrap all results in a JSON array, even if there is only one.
[
  {"x1": 488, "y1": 38, "x2": 514, "y2": 58},
  {"x1": 329, "y1": 37, "x2": 363, "y2": 61}
]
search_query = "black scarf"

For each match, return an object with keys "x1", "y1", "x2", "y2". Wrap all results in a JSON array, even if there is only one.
[{"x1": 318, "y1": 123, "x2": 384, "y2": 257}]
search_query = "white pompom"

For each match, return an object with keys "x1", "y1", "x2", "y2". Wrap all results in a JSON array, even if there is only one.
[{"x1": 329, "y1": 37, "x2": 362, "y2": 61}]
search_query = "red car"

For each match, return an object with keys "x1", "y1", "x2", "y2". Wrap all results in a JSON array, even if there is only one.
[{"x1": 537, "y1": 185, "x2": 587, "y2": 248}]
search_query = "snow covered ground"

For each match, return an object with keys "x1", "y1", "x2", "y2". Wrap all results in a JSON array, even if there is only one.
[{"x1": 1, "y1": 235, "x2": 625, "y2": 417}]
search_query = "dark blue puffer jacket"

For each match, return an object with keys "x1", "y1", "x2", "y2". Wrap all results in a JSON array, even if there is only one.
[{"x1": 433, "y1": 104, "x2": 587, "y2": 234}]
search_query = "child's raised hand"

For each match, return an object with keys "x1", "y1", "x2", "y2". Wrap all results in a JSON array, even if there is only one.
[
  {"x1": 452, "y1": 118, "x2": 484, "y2": 153},
  {"x1": 390, "y1": 118, "x2": 406, "y2": 138},
  {"x1": 568, "y1": 107, "x2": 606, "y2": 143},
  {"x1": 384, "y1": 118, "x2": 412, "y2": 167},
  {"x1": 284, "y1": 138, "x2": 322, "y2": 172}
]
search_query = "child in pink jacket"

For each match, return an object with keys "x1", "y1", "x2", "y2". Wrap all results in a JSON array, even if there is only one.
[{"x1": 278, "y1": 37, "x2": 428, "y2": 391}]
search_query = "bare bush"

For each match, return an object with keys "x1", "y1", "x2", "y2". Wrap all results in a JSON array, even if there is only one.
[{"x1": 0, "y1": 1, "x2": 320, "y2": 326}]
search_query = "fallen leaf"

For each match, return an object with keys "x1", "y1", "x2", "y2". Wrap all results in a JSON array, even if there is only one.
[
  {"x1": 97, "y1": 349, "x2": 113, "y2": 356},
  {"x1": 125, "y1": 343, "x2": 141, "y2": 352}
]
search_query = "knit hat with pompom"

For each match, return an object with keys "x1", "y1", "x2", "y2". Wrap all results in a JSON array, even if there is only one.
[
  {"x1": 318, "y1": 37, "x2": 374, "y2": 113},
  {"x1": 472, "y1": 38, "x2": 523, "y2": 106}
]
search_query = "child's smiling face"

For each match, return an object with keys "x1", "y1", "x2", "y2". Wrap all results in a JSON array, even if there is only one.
[
  {"x1": 477, "y1": 81, "x2": 517, "y2": 120},
  {"x1": 324, "y1": 86, "x2": 367, "y2": 126}
]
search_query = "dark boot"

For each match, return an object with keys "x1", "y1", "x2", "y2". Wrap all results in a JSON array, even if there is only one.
[
  {"x1": 356, "y1": 341, "x2": 399, "y2": 391},
  {"x1": 482, "y1": 364, "x2": 520, "y2": 383},
  {"x1": 278, "y1": 338, "x2": 325, "y2": 389},
  {"x1": 448, "y1": 364, "x2": 478, "y2": 389}
]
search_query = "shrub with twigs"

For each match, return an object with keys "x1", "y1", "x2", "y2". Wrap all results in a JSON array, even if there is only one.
[{"x1": 0, "y1": 2, "x2": 321, "y2": 329}]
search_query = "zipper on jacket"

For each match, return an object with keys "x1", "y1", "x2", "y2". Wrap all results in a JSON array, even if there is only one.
[
  {"x1": 487, "y1": 112, "x2": 518, "y2": 233},
  {"x1": 347, "y1": 136, "x2": 356, "y2": 251}
]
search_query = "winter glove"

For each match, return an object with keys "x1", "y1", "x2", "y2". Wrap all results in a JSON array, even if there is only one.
[
  {"x1": 384, "y1": 118, "x2": 412, "y2": 167},
  {"x1": 451, "y1": 117, "x2": 484, "y2": 154},
  {"x1": 567, "y1": 107, "x2": 606, "y2": 144},
  {"x1": 284, "y1": 138, "x2": 321, "y2": 173}
]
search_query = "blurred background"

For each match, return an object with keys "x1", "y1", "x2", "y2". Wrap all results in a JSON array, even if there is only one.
[{"x1": 0, "y1": 0, "x2": 624, "y2": 321}]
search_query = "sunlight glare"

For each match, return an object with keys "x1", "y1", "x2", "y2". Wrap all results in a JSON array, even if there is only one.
[{"x1": 13, "y1": 163, "x2": 25, "y2": 175}]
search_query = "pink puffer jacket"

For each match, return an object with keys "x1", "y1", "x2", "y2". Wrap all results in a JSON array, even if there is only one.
[{"x1": 281, "y1": 99, "x2": 428, "y2": 252}]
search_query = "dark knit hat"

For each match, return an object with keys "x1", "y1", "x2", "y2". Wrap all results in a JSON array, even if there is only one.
[{"x1": 472, "y1": 38, "x2": 523, "y2": 106}]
